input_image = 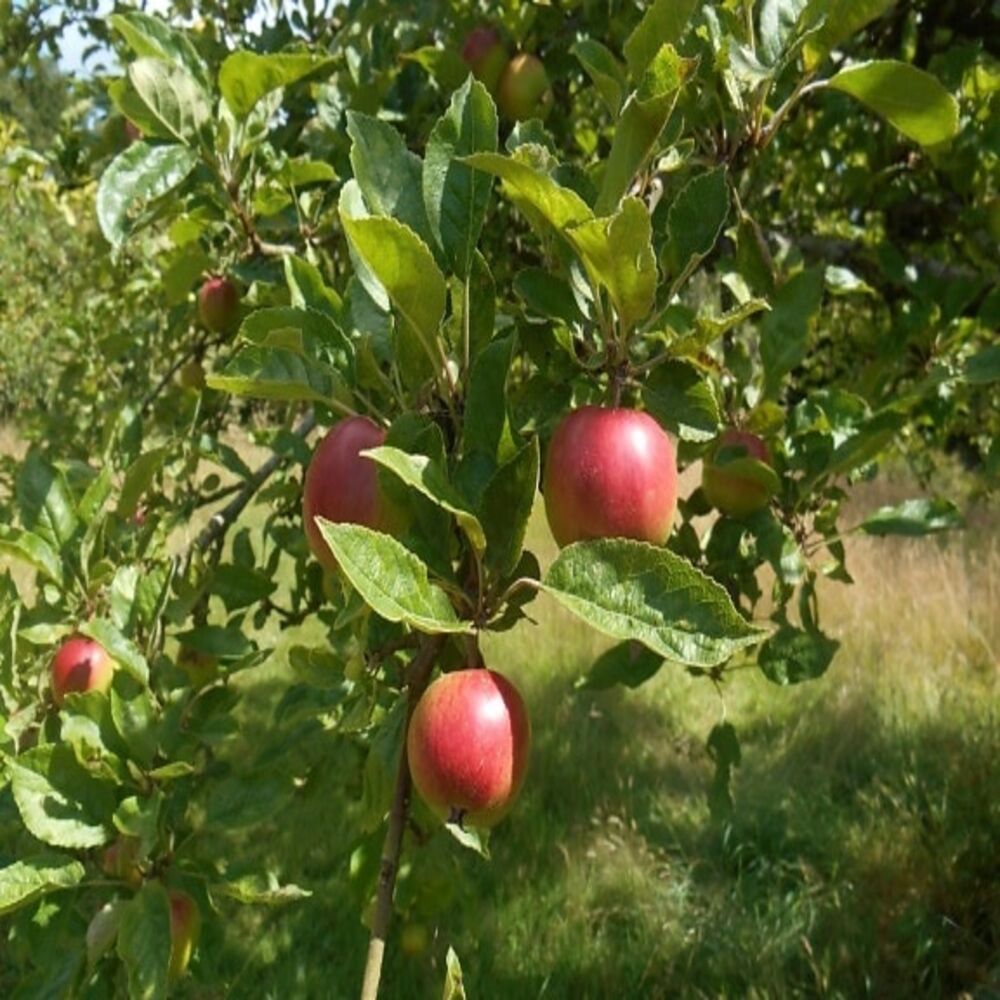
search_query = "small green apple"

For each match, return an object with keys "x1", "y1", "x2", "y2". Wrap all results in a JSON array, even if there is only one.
[{"x1": 497, "y1": 53, "x2": 552, "y2": 122}]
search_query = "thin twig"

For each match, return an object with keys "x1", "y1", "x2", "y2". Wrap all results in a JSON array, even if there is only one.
[
  {"x1": 192, "y1": 410, "x2": 316, "y2": 554},
  {"x1": 359, "y1": 634, "x2": 445, "y2": 1000}
]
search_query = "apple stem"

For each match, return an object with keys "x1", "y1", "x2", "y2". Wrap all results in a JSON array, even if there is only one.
[{"x1": 360, "y1": 634, "x2": 445, "y2": 1000}]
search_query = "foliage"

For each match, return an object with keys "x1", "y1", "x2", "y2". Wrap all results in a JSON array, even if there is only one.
[{"x1": 0, "y1": 0, "x2": 997, "y2": 996}]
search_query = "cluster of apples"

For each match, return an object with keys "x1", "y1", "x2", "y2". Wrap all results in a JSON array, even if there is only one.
[
  {"x1": 301, "y1": 406, "x2": 777, "y2": 830},
  {"x1": 47, "y1": 639, "x2": 202, "y2": 978},
  {"x1": 461, "y1": 26, "x2": 552, "y2": 122}
]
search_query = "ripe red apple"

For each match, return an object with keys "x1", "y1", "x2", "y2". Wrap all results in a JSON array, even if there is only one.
[
  {"x1": 51, "y1": 636, "x2": 116, "y2": 705},
  {"x1": 407, "y1": 669, "x2": 530, "y2": 828},
  {"x1": 302, "y1": 415, "x2": 395, "y2": 568},
  {"x1": 543, "y1": 406, "x2": 678, "y2": 548},
  {"x1": 461, "y1": 26, "x2": 509, "y2": 94},
  {"x1": 197, "y1": 276, "x2": 240, "y2": 333},
  {"x1": 178, "y1": 360, "x2": 205, "y2": 390},
  {"x1": 100, "y1": 836, "x2": 143, "y2": 889},
  {"x1": 168, "y1": 889, "x2": 200, "y2": 980},
  {"x1": 701, "y1": 428, "x2": 775, "y2": 518},
  {"x1": 497, "y1": 53, "x2": 552, "y2": 121}
]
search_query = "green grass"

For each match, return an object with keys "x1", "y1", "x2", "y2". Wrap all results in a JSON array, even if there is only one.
[{"x1": 192, "y1": 492, "x2": 999, "y2": 1000}]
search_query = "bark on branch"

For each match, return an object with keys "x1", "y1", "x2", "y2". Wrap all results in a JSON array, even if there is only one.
[{"x1": 193, "y1": 409, "x2": 316, "y2": 553}]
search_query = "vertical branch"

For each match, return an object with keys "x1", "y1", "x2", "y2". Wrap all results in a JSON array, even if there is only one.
[{"x1": 359, "y1": 633, "x2": 445, "y2": 1000}]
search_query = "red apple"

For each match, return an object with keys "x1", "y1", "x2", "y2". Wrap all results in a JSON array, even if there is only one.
[
  {"x1": 168, "y1": 889, "x2": 200, "y2": 980},
  {"x1": 302, "y1": 416, "x2": 395, "y2": 568},
  {"x1": 407, "y1": 669, "x2": 530, "y2": 828},
  {"x1": 497, "y1": 53, "x2": 551, "y2": 121},
  {"x1": 701, "y1": 428, "x2": 776, "y2": 518},
  {"x1": 51, "y1": 636, "x2": 116, "y2": 705},
  {"x1": 100, "y1": 836, "x2": 143, "y2": 889},
  {"x1": 543, "y1": 406, "x2": 678, "y2": 548},
  {"x1": 197, "y1": 276, "x2": 240, "y2": 333},
  {"x1": 461, "y1": 26, "x2": 508, "y2": 95}
]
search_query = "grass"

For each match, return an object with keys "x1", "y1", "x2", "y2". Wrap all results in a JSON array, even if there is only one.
[{"x1": 190, "y1": 477, "x2": 999, "y2": 1000}]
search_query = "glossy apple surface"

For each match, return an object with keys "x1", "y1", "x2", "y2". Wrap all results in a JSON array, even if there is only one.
[
  {"x1": 51, "y1": 636, "x2": 115, "y2": 704},
  {"x1": 407, "y1": 669, "x2": 530, "y2": 828},
  {"x1": 543, "y1": 406, "x2": 677, "y2": 547},
  {"x1": 168, "y1": 889, "x2": 200, "y2": 980},
  {"x1": 497, "y1": 53, "x2": 551, "y2": 121},
  {"x1": 302, "y1": 416, "x2": 392, "y2": 568},
  {"x1": 197, "y1": 276, "x2": 240, "y2": 333},
  {"x1": 461, "y1": 26, "x2": 508, "y2": 94},
  {"x1": 701, "y1": 428, "x2": 774, "y2": 518}
]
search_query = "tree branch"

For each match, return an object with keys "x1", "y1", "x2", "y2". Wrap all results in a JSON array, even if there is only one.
[
  {"x1": 193, "y1": 409, "x2": 316, "y2": 554},
  {"x1": 359, "y1": 633, "x2": 445, "y2": 1000}
]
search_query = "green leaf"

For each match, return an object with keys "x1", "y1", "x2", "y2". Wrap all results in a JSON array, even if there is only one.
[
  {"x1": 360, "y1": 699, "x2": 406, "y2": 832},
  {"x1": 514, "y1": 268, "x2": 586, "y2": 327},
  {"x1": 117, "y1": 882, "x2": 171, "y2": 1000},
  {"x1": 347, "y1": 112, "x2": 433, "y2": 245},
  {"x1": 238, "y1": 306, "x2": 353, "y2": 374},
  {"x1": 623, "y1": 0, "x2": 700, "y2": 78},
  {"x1": 445, "y1": 821, "x2": 490, "y2": 855},
  {"x1": 111, "y1": 681, "x2": 158, "y2": 768},
  {"x1": 220, "y1": 50, "x2": 335, "y2": 118},
  {"x1": 576, "y1": 640, "x2": 664, "y2": 690},
  {"x1": 758, "y1": 0, "x2": 812, "y2": 66},
  {"x1": 79, "y1": 619, "x2": 149, "y2": 685},
  {"x1": 665, "y1": 166, "x2": 730, "y2": 279},
  {"x1": 7, "y1": 745, "x2": 116, "y2": 849},
  {"x1": 596, "y1": 45, "x2": 695, "y2": 215},
  {"x1": 572, "y1": 39, "x2": 626, "y2": 116},
  {"x1": 442, "y1": 946, "x2": 467, "y2": 1000},
  {"x1": 642, "y1": 359, "x2": 720, "y2": 442},
  {"x1": 211, "y1": 874, "x2": 312, "y2": 906},
  {"x1": 567, "y1": 197, "x2": 657, "y2": 332},
  {"x1": 401, "y1": 46, "x2": 469, "y2": 91},
  {"x1": 803, "y1": 0, "x2": 894, "y2": 69},
  {"x1": 478, "y1": 438, "x2": 540, "y2": 578},
  {"x1": 541, "y1": 540, "x2": 764, "y2": 667},
  {"x1": 206, "y1": 345, "x2": 346, "y2": 404},
  {"x1": 858, "y1": 498, "x2": 962, "y2": 537},
  {"x1": 316, "y1": 522, "x2": 470, "y2": 635},
  {"x1": 175, "y1": 625, "x2": 255, "y2": 660},
  {"x1": 0, "y1": 528, "x2": 62, "y2": 584},
  {"x1": 210, "y1": 563, "x2": 277, "y2": 611},
  {"x1": 283, "y1": 255, "x2": 344, "y2": 320},
  {"x1": 109, "y1": 12, "x2": 209, "y2": 89},
  {"x1": 758, "y1": 625, "x2": 839, "y2": 685},
  {"x1": 363, "y1": 446, "x2": 486, "y2": 553},
  {"x1": 16, "y1": 452, "x2": 79, "y2": 553},
  {"x1": 97, "y1": 142, "x2": 198, "y2": 248},
  {"x1": 128, "y1": 57, "x2": 211, "y2": 146},
  {"x1": 963, "y1": 345, "x2": 1000, "y2": 384},
  {"x1": 463, "y1": 150, "x2": 593, "y2": 239},
  {"x1": 339, "y1": 212, "x2": 446, "y2": 386},
  {"x1": 466, "y1": 251, "x2": 497, "y2": 362},
  {"x1": 423, "y1": 77, "x2": 498, "y2": 278},
  {"x1": 0, "y1": 854, "x2": 86, "y2": 916},
  {"x1": 760, "y1": 268, "x2": 825, "y2": 394},
  {"x1": 117, "y1": 447, "x2": 168, "y2": 519},
  {"x1": 463, "y1": 334, "x2": 517, "y2": 467},
  {"x1": 113, "y1": 793, "x2": 163, "y2": 853},
  {"x1": 828, "y1": 60, "x2": 960, "y2": 147}
]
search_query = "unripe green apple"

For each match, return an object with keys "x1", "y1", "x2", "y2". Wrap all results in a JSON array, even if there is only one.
[
  {"x1": 544, "y1": 406, "x2": 678, "y2": 547},
  {"x1": 701, "y1": 429, "x2": 776, "y2": 518},
  {"x1": 51, "y1": 636, "x2": 116, "y2": 705},
  {"x1": 497, "y1": 53, "x2": 552, "y2": 121},
  {"x1": 167, "y1": 889, "x2": 200, "y2": 981},
  {"x1": 407, "y1": 668, "x2": 530, "y2": 828},
  {"x1": 197, "y1": 276, "x2": 240, "y2": 333},
  {"x1": 302, "y1": 416, "x2": 398, "y2": 568},
  {"x1": 178, "y1": 360, "x2": 205, "y2": 390},
  {"x1": 461, "y1": 26, "x2": 508, "y2": 95},
  {"x1": 100, "y1": 836, "x2": 143, "y2": 889}
]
